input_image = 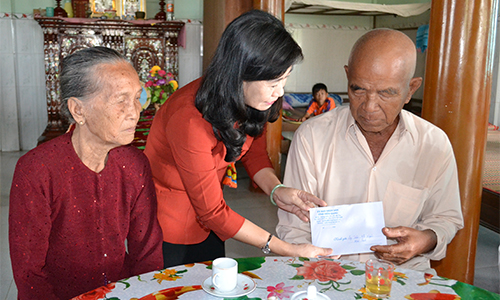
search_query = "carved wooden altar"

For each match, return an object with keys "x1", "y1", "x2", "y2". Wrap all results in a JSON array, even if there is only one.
[{"x1": 35, "y1": 17, "x2": 184, "y2": 144}]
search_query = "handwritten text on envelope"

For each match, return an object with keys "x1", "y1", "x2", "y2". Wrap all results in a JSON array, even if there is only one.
[{"x1": 310, "y1": 202, "x2": 387, "y2": 255}]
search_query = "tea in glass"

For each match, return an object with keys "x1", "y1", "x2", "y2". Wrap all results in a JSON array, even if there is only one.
[{"x1": 365, "y1": 259, "x2": 394, "y2": 298}]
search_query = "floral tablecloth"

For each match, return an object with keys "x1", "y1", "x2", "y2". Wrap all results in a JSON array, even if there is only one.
[{"x1": 73, "y1": 257, "x2": 499, "y2": 300}]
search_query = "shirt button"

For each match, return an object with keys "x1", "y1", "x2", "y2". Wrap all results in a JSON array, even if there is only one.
[
  {"x1": 372, "y1": 167, "x2": 377, "y2": 171},
  {"x1": 104, "y1": 253, "x2": 107, "y2": 257}
]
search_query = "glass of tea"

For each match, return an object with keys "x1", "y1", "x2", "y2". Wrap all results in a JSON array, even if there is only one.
[{"x1": 365, "y1": 259, "x2": 394, "y2": 298}]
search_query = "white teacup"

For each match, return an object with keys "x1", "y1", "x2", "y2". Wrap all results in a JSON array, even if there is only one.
[{"x1": 212, "y1": 257, "x2": 238, "y2": 292}]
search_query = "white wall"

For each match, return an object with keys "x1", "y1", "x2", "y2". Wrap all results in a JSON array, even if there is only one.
[
  {"x1": 0, "y1": 16, "x2": 46, "y2": 152},
  {"x1": 178, "y1": 21, "x2": 203, "y2": 88},
  {"x1": 146, "y1": 0, "x2": 203, "y2": 21},
  {"x1": 285, "y1": 24, "x2": 368, "y2": 93}
]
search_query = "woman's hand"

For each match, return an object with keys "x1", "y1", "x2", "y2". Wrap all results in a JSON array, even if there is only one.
[
  {"x1": 273, "y1": 186, "x2": 327, "y2": 222},
  {"x1": 289, "y1": 243, "x2": 337, "y2": 258},
  {"x1": 233, "y1": 220, "x2": 336, "y2": 259},
  {"x1": 252, "y1": 168, "x2": 326, "y2": 222}
]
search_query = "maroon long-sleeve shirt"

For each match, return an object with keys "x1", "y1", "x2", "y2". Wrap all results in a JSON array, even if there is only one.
[{"x1": 9, "y1": 132, "x2": 163, "y2": 299}]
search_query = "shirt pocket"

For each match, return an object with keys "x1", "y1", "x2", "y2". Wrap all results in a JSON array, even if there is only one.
[{"x1": 382, "y1": 181, "x2": 429, "y2": 227}]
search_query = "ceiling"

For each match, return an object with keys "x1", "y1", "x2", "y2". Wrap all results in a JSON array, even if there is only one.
[{"x1": 285, "y1": 1, "x2": 432, "y2": 17}]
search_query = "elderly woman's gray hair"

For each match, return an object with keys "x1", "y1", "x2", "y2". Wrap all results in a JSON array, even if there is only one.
[{"x1": 59, "y1": 46, "x2": 130, "y2": 122}]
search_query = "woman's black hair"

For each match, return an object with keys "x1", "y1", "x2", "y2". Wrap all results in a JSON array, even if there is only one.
[
  {"x1": 59, "y1": 46, "x2": 129, "y2": 122},
  {"x1": 195, "y1": 9, "x2": 303, "y2": 162}
]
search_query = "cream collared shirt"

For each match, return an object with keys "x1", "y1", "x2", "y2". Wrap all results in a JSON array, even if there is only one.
[{"x1": 277, "y1": 106, "x2": 464, "y2": 273}]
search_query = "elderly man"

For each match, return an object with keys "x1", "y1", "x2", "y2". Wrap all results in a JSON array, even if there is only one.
[{"x1": 277, "y1": 29, "x2": 464, "y2": 273}]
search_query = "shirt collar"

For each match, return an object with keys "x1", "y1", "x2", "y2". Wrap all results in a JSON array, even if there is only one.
[
  {"x1": 345, "y1": 108, "x2": 356, "y2": 140},
  {"x1": 399, "y1": 110, "x2": 418, "y2": 145}
]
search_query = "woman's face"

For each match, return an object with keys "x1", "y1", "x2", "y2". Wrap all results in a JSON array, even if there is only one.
[
  {"x1": 82, "y1": 62, "x2": 142, "y2": 148},
  {"x1": 243, "y1": 67, "x2": 292, "y2": 111}
]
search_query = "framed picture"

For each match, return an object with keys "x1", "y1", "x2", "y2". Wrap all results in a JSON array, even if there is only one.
[
  {"x1": 120, "y1": 0, "x2": 146, "y2": 18},
  {"x1": 90, "y1": 0, "x2": 145, "y2": 18},
  {"x1": 90, "y1": 0, "x2": 116, "y2": 13}
]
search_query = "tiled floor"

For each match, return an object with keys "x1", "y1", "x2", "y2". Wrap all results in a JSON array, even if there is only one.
[{"x1": 0, "y1": 151, "x2": 499, "y2": 299}]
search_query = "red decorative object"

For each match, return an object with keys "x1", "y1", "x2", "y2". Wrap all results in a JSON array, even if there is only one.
[
  {"x1": 155, "y1": 0, "x2": 166, "y2": 20},
  {"x1": 54, "y1": 0, "x2": 68, "y2": 17},
  {"x1": 72, "y1": 0, "x2": 89, "y2": 18}
]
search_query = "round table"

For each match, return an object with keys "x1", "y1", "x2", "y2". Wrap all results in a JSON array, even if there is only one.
[{"x1": 72, "y1": 257, "x2": 499, "y2": 300}]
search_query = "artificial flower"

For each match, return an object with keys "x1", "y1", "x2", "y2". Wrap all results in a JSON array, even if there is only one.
[
  {"x1": 150, "y1": 65, "x2": 161, "y2": 75},
  {"x1": 145, "y1": 66, "x2": 178, "y2": 105}
]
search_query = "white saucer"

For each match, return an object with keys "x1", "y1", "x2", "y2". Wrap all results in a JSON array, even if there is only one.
[{"x1": 202, "y1": 274, "x2": 256, "y2": 298}]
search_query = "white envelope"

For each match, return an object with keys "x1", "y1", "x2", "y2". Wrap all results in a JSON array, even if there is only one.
[{"x1": 310, "y1": 202, "x2": 387, "y2": 255}]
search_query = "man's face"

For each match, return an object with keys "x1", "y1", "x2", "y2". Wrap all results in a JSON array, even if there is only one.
[{"x1": 344, "y1": 60, "x2": 418, "y2": 135}]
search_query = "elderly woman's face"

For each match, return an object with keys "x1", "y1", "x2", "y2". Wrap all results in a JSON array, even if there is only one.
[
  {"x1": 243, "y1": 67, "x2": 292, "y2": 111},
  {"x1": 83, "y1": 62, "x2": 142, "y2": 147}
]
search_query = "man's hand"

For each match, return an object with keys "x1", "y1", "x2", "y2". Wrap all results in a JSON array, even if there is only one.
[
  {"x1": 370, "y1": 226, "x2": 437, "y2": 265},
  {"x1": 273, "y1": 187, "x2": 327, "y2": 222}
]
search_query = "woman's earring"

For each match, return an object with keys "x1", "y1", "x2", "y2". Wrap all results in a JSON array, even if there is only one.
[{"x1": 79, "y1": 121, "x2": 84, "y2": 125}]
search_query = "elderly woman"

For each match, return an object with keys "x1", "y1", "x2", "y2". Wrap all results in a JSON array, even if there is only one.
[
  {"x1": 9, "y1": 47, "x2": 163, "y2": 300},
  {"x1": 145, "y1": 10, "x2": 333, "y2": 268}
]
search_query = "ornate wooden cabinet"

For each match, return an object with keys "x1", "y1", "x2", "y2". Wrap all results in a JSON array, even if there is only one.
[{"x1": 35, "y1": 17, "x2": 184, "y2": 143}]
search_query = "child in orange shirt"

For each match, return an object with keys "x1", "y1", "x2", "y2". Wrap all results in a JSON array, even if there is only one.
[{"x1": 299, "y1": 83, "x2": 336, "y2": 121}]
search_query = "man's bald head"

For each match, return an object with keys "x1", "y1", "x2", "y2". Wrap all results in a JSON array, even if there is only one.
[
  {"x1": 348, "y1": 29, "x2": 417, "y2": 84},
  {"x1": 344, "y1": 28, "x2": 423, "y2": 137}
]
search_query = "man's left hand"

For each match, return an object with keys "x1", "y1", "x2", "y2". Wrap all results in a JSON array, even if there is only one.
[{"x1": 370, "y1": 226, "x2": 437, "y2": 265}]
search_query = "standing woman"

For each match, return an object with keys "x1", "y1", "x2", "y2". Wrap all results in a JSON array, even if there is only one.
[{"x1": 145, "y1": 10, "x2": 332, "y2": 268}]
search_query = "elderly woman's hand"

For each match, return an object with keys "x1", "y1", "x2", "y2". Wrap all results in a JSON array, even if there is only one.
[{"x1": 272, "y1": 186, "x2": 327, "y2": 222}]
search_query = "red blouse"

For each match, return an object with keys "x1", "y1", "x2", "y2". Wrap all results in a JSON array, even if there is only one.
[
  {"x1": 9, "y1": 132, "x2": 163, "y2": 300},
  {"x1": 144, "y1": 78, "x2": 273, "y2": 244}
]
